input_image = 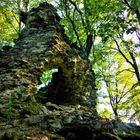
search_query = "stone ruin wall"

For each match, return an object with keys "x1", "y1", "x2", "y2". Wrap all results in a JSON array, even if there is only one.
[{"x1": 0, "y1": 2, "x2": 96, "y2": 113}]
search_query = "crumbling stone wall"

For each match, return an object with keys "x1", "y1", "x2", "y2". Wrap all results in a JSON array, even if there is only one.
[{"x1": 0, "y1": 2, "x2": 96, "y2": 114}]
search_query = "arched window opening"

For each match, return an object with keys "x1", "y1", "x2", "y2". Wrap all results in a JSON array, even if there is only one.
[{"x1": 36, "y1": 68, "x2": 58, "y2": 103}]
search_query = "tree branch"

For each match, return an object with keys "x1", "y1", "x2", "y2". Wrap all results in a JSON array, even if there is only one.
[
  {"x1": 129, "y1": 51, "x2": 140, "y2": 82},
  {"x1": 123, "y1": 0, "x2": 140, "y2": 23},
  {"x1": 114, "y1": 39, "x2": 134, "y2": 66},
  {"x1": 85, "y1": 34, "x2": 93, "y2": 57},
  {"x1": 130, "y1": 110, "x2": 140, "y2": 120},
  {"x1": 116, "y1": 68, "x2": 135, "y2": 75},
  {"x1": 68, "y1": 0, "x2": 85, "y2": 27},
  {"x1": 114, "y1": 39, "x2": 140, "y2": 84},
  {"x1": 83, "y1": 0, "x2": 95, "y2": 57},
  {"x1": 62, "y1": 0, "x2": 83, "y2": 50}
]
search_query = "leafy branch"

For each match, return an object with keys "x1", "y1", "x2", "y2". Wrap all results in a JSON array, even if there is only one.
[
  {"x1": 123, "y1": 0, "x2": 140, "y2": 23},
  {"x1": 2, "y1": 11, "x2": 19, "y2": 34},
  {"x1": 62, "y1": 0, "x2": 82, "y2": 47},
  {"x1": 114, "y1": 39, "x2": 140, "y2": 84}
]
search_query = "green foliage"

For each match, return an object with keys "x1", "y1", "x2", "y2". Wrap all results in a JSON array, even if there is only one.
[
  {"x1": 40, "y1": 69, "x2": 58, "y2": 86},
  {"x1": 0, "y1": 0, "x2": 49, "y2": 47},
  {"x1": 98, "y1": 108, "x2": 113, "y2": 119},
  {"x1": 0, "y1": 7, "x2": 19, "y2": 47}
]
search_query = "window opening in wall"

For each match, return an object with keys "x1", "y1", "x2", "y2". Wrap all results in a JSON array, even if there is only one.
[{"x1": 38, "y1": 68, "x2": 58, "y2": 89}]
